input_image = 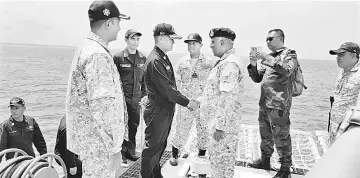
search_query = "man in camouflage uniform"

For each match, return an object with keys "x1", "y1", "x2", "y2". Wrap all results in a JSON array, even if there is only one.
[
  {"x1": 328, "y1": 42, "x2": 360, "y2": 145},
  {"x1": 170, "y1": 33, "x2": 216, "y2": 166},
  {"x1": 247, "y1": 29, "x2": 298, "y2": 178},
  {"x1": 306, "y1": 90, "x2": 360, "y2": 178},
  {"x1": 197, "y1": 28, "x2": 244, "y2": 178},
  {"x1": 65, "y1": 1, "x2": 130, "y2": 178}
]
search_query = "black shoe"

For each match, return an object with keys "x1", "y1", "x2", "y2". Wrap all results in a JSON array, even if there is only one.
[
  {"x1": 172, "y1": 146, "x2": 179, "y2": 158},
  {"x1": 198, "y1": 149, "x2": 206, "y2": 156},
  {"x1": 170, "y1": 146, "x2": 180, "y2": 166},
  {"x1": 169, "y1": 157, "x2": 178, "y2": 166},
  {"x1": 248, "y1": 157, "x2": 271, "y2": 170},
  {"x1": 126, "y1": 152, "x2": 140, "y2": 161},
  {"x1": 273, "y1": 165, "x2": 291, "y2": 178},
  {"x1": 198, "y1": 174, "x2": 207, "y2": 178},
  {"x1": 121, "y1": 151, "x2": 129, "y2": 167},
  {"x1": 121, "y1": 159, "x2": 129, "y2": 167}
]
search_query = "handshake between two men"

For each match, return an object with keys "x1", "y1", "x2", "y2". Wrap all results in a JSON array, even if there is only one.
[
  {"x1": 139, "y1": 96, "x2": 200, "y2": 112},
  {"x1": 187, "y1": 99, "x2": 200, "y2": 111}
]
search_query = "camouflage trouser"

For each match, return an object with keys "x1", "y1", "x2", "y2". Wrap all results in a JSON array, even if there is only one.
[
  {"x1": 81, "y1": 148, "x2": 116, "y2": 178},
  {"x1": 328, "y1": 111, "x2": 344, "y2": 145},
  {"x1": 328, "y1": 121, "x2": 340, "y2": 145},
  {"x1": 258, "y1": 106, "x2": 292, "y2": 167},
  {"x1": 209, "y1": 132, "x2": 239, "y2": 178},
  {"x1": 172, "y1": 105, "x2": 209, "y2": 150}
]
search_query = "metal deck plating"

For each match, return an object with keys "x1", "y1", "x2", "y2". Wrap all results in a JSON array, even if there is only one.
[{"x1": 119, "y1": 124, "x2": 329, "y2": 177}]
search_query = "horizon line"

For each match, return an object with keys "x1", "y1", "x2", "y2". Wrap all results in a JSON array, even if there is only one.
[{"x1": 1, "y1": 42, "x2": 327, "y2": 61}]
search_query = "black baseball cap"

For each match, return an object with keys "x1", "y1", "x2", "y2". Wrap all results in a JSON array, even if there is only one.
[
  {"x1": 9, "y1": 97, "x2": 25, "y2": 106},
  {"x1": 153, "y1": 23, "x2": 182, "y2": 39},
  {"x1": 209, "y1": 27, "x2": 236, "y2": 41},
  {"x1": 88, "y1": 1, "x2": 130, "y2": 22},
  {"x1": 125, "y1": 29, "x2": 142, "y2": 38},
  {"x1": 329, "y1": 42, "x2": 360, "y2": 55},
  {"x1": 184, "y1": 33, "x2": 202, "y2": 44}
]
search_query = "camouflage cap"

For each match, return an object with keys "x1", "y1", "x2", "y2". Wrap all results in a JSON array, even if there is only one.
[
  {"x1": 329, "y1": 42, "x2": 360, "y2": 55},
  {"x1": 125, "y1": 29, "x2": 142, "y2": 38}
]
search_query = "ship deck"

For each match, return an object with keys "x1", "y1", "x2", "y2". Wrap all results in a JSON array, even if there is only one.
[{"x1": 117, "y1": 124, "x2": 330, "y2": 178}]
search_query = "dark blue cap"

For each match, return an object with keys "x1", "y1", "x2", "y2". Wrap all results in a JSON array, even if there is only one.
[
  {"x1": 153, "y1": 23, "x2": 182, "y2": 39},
  {"x1": 209, "y1": 27, "x2": 236, "y2": 41},
  {"x1": 88, "y1": 1, "x2": 130, "y2": 22},
  {"x1": 9, "y1": 97, "x2": 25, "y2": 106}
]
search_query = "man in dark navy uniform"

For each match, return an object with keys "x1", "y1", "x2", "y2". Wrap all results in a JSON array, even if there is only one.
[
  {"x1": 0, "y1": 97, "x2": 47, "y2": 159},
  {"x1": 113, "y1": 29, "x2": 146, "y2": 166},
  {"x1": 55, "y1": 115, "x2": 83, "y2": 178},
  {"x1": 140, "y1": 23, "x2": 200, "y2": 178}
]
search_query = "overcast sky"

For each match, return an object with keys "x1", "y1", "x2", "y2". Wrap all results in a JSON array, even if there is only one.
[{"x1": 0, "y1": 0, "x2": 359, "y2": 60}]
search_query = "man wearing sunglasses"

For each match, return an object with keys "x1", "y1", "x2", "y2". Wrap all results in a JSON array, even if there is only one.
[
  {"x1": 0, "y1": 97, "x2": 47, "y2": 159},
  {"x1": 140, "y1": 23, "x2": 200, "y2": 178},
  {"x1": 328, "y1": 42, "x2": 360, "y2": 145},
  {"x1": 247, "y1": 29, "x2": 298, "y2": 178},
  {"x1": 65, "y1": 1, "x2": 130, "y2": 177}
]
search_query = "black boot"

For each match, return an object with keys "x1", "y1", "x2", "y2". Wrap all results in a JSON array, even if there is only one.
[
  {"x1": 273, "y1": 165, "x2": 291, "y2": 178},
  {"x1": 198, "y1": 174, "x2": 207, "y2": 178},
  {"x1": 170, "y1": 146, "x2": 179, "y2": 166},
  {"x1": 126, "y1": 152, "x2": 140, "y2": 161},
  {"x1": 198, "y1": 149, "x2": 206, "y2": 156},
  {"x1": 248, "y1": 157, "x2": 271, "y2": 170},
  {"x1": 120, "y1": 150, "x2": 129, "y2": 167}
]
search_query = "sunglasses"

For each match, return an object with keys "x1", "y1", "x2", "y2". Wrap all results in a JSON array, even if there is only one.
[{"x1": 266, "y1": 37, "x2": 275, "y2": 42}]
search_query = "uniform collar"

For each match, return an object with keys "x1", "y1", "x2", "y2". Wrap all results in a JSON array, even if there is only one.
[
  {"x1": 154, "y1": 46, "x2": 167, "y2": 60},
  {"x1": 185, "y1": 53, "x2": 205, "y2": 61},
  {"x1": 350, "y1": 60, "x2": 360, "y2": 72},
  {"x1": 270, "y1": 47, "x2": 287, "y2": 55},
  {"x1": 10, "y1": 115, "x2": 26, "y2": 123},
  {"x1": 123, "y1": 48, "x2": 145, "y2": 58},
  {"x1": 123, "y1": 48, "x2": 136, "y2": 58},
  {"x1": 86, "y1": 32, "x2": 110, "y2": 53},
  {"x1": 220, "y1": 48, "x2": 235, "y2": 61}
]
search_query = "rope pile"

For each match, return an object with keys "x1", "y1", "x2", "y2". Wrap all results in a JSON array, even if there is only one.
[{"x1": 0, "y1": 148, "x2": 67, "y2": 178}]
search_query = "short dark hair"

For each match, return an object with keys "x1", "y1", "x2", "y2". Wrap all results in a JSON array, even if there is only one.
[
  {"x1": 90, "y1": 18, "x2": 117, "y2": 29},
  {"x1": 269, "y1": 29, "x2": 285, "y2": 42},
  {"x1": 90, "y1": 20, "x2": 104, "y2": 29}
]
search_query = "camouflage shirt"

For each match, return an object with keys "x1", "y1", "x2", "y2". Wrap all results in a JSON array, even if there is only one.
[
  {"x1": 174, "y1": 53, "x2": 217, "y2": 98},
  {"x1": 65, "y1": 32, "x2": 128, "y2": 157},
  {"x1": 330, "y1": 61, "x2": 360, "y2": 136},
  {"x1": 247, "y1": 47, "x2": 298, "y2": 110},
  {"x1": 199, "y1": 48, "x2": 244, "y2": 133}
]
